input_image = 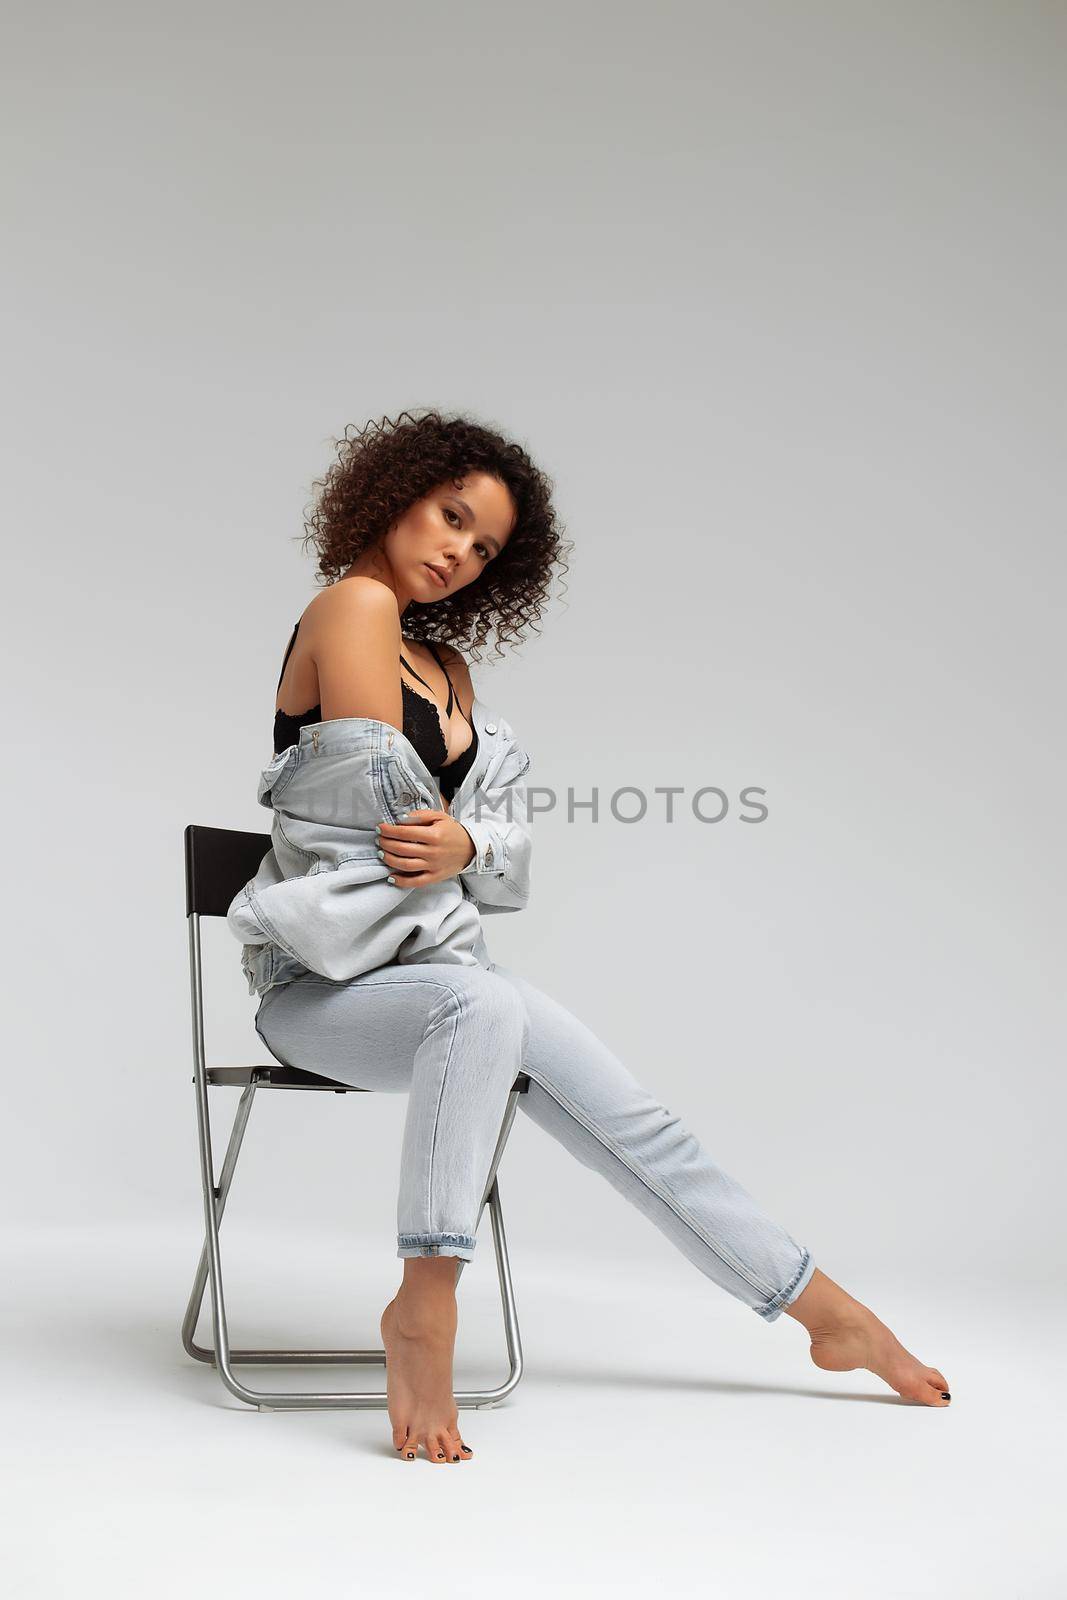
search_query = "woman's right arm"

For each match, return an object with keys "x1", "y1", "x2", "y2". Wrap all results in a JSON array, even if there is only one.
[{"x1": 306, "y1": 579, "x2": 404, "y2": 732}]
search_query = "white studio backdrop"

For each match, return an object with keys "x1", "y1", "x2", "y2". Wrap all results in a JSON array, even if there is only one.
[{"x1": 2, "y1": 0, "x2": 1063, "y2": 1302}]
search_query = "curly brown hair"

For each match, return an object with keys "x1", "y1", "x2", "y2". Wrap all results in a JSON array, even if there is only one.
[{"x1": 299, "y1": 408, "x2": 571, "y2": 662}]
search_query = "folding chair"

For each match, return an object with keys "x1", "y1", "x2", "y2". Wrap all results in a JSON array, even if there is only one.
[{"x1": 181, "y1": 823, "x2": 529, "y2": 1412}]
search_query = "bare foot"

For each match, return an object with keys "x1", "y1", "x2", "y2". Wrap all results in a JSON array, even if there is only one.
[
  {"x1": 379, "y1": 1289, "x2": 474, "y2": 1463},
  {"x1": 785, "y1": 1268, "x2": 952, "y2": 1407}
]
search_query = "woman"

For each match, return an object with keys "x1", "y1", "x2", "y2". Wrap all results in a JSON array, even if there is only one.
[{"x1": 254, "y1": 409, "x2": 951, "y2": 1465}]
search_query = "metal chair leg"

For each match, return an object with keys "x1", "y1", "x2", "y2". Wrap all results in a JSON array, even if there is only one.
[
  {"x1": 181, "y1": 1080, "x2": 258, "y2": 1364},
  {"x1": 183, "y1": 1030, "x2": 525, "y2": 1410}
]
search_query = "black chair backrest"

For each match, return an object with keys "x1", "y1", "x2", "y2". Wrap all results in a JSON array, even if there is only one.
[{"x1": 185, "y1": 824, "x2": 271, "y2": 918}]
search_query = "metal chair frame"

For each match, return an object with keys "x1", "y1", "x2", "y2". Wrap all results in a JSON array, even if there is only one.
[{"x1": 181, "y1": 823, "x2": 528, "y2": 1412}]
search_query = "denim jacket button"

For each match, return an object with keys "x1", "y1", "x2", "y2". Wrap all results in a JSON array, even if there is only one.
[{"x1": 485, "y1": 722, "x2": 497, "y2": 735}]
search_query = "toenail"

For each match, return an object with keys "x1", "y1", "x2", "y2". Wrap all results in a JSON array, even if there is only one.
[
  {"x1": 941, "y1": 1392, "x2": 951, "y2": 1400},
  {"x1": 437, "y1": 1452, "x2": 445, "y2": 1458},
  {"x1": 406, "y1": 1451, "x2": 414, "y2": 1458},
  {"x1": 452, "y1": 1454, "x2": 460, "y2": 1460}
]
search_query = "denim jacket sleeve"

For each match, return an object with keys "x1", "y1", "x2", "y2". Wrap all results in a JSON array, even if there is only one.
[
  {"x1": 227, "y1": 724, "x2": 489, "y2": 993},
  {"x1": 454, "y1": 719, "x2": 532, "y2": 913}
]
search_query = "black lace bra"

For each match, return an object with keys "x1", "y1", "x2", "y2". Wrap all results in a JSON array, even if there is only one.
[{"x1": 272, "y1": 619, "x2": 479, "y2": 803}]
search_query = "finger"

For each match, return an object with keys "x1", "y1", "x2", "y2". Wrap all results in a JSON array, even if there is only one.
[
  {"x1": 377, "y1": 818, "x2": 437, "y2": 843},
  {"x1": 381, "y1": 852, "x2": 426, "y2": 875},
  {"x1": 384, "y1": 861, "x2": 432, "y2": 880},
  {"x1": 376, "y1": 823, "x2": 422, "y2": 842},
  {"x1": 391, "y1": 808, "x2": 442, "y2": 827},
  {"x1": 383, "y1": 851, "x2": 435, "y2": 876},
  {"x1": 380, "y1": 837, "x2": 433, "y2": 861}
]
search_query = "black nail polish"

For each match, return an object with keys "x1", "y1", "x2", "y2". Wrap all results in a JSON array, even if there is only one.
[
  {"x1": 406, "y1": 1451, "x2": 414, "y2": 1458},
  {"x1": 437, "y1": 1452, "x2": 445, "y2": 1458},
  {"x1": 452, "y1": 1454, "x2": 460, "y2": 1460},
  {"x1": 941, "y1": 1392, "x2": 951, "y2": 1400}
]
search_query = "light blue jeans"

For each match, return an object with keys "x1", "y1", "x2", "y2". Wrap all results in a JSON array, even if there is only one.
[{"x1": 254, "y1": 959, "x2": 816, "y2": 1321}]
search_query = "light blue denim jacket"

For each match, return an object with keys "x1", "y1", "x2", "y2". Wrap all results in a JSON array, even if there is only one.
[{"x1": 226, "y1": 696, "x2": 533, "y2": 998}]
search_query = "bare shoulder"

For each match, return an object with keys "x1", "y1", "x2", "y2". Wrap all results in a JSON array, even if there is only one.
[
  {"x1": 304, "y1": 579, "x2": 404, "y2": 724},
  {"x1": 306, "y1": 576, "x2": 400, "y2": 623},
  {"x1": 303, "y1": 578, "x2": 401, "y2": 646}
]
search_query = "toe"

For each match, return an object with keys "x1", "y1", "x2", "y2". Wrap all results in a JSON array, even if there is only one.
[
  {"x1": 393, "y1": 1425, "x2": 410, "y2": 1453},
  {"x1": 909, "y1": 1375, "x2": 949, "y2": 1406},
  {"x1": 430, "y1": 1434, "x2": 451, "y2": 1463},
  {"x1": 925, "y1": 1365, "x2": 951, "y2": 1397}
]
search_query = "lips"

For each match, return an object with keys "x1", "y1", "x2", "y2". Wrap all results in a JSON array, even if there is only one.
[{"x1": 425, "y1": 563, "x2": 449, "y2": 588}]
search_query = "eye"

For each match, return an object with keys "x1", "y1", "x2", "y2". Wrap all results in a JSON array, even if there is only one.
[
  {"x1": 443, "y1": 507, "x2": 462, "y2": 527},
  {"x1": 475, "y1": 542, "x2": 491, "y2": 560}
]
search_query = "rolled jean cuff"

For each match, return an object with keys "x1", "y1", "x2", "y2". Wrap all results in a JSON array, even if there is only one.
[
  {"x1": 397, "y1": 1232, "x2": 477, "y2": 1261},
  {"x1": 754, "y1": 1248, "x2": 815, "y2": 1323}
]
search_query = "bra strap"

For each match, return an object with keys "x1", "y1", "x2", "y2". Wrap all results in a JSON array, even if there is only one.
[
  {"x1": 426, "y1": 643, "x2": 456, "y2": 717},
  {"x1": 399, "y1": 652, "x2": 439, "y2": 698},
  {"x1": 428, "y1": 643, "x2": 475, "y2": 729},
  {"x1": 400, "y1": 646, "x2": 473, "y2": 732},
  {"x1": 276, "y1": 621, "x2": 300, "y2": 692}
]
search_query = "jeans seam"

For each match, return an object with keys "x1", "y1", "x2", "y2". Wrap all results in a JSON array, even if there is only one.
[
  {"x1": 519, "y1": 1065, "x2": 782, "y2": 1301},
  {"x1": 273, "y1": 975, "x2": 471, "y2": 996},
  {"x1": 422, "y1": 989, "x2": 462, "y2": 1239}
]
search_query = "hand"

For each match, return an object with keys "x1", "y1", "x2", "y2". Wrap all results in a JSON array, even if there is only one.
[{"x1": 376, "y1": 806, "x2": 476, "y2": 888}]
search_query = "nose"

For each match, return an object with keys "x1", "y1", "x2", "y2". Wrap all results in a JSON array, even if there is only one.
[{"x1": 443, "y1": 535, "x2": 474, "y2": 567}]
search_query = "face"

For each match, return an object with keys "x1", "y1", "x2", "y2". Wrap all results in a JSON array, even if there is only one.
[{"x1": 376, "y1": 472, "x2": 516, "y2": 611}]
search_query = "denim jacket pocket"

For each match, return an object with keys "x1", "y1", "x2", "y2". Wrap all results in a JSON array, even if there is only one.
[
  {"x1": 381, "y1": 753, "x2": 437, "y2": 820},
  {"x1": 257, "y1": 743, "x2": 302, "y2": 809}
]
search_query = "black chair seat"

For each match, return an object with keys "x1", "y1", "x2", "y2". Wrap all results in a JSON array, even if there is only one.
[
  {"x1": 205, "y1": 1064, "x2": 366, "y2": 1092},
  {"x1": 205, "y1": 1064, "x2": 532, "y2": 1095}
]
